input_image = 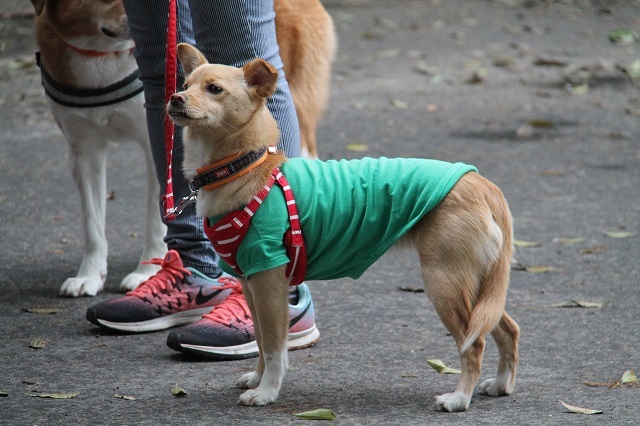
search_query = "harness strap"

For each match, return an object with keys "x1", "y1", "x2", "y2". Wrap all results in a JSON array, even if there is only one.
[{"x1": 204, "y1": 167, "x2": 307, "y2": 285}]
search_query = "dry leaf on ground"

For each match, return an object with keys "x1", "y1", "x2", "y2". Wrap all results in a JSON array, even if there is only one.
[
  {"x1": 114, "y1": 394, "x2": 137, "y2": 401},
  {"x1": 515, "y1": 240, "x2": 541, "y2": 248},
  {"x1": 621, "y1": 370, "x2": 638, "y2": 384},
  {"x1": 559, "y1": 400, "x2": 603, "y2": 415},
  {"x1": 29, "y1": 338, "x2": 45, "y2": 349},
  {"x1": 23, "y1": 306, "x2": 64, "y2": 314},
  {"x1": 551, "y1": 300, "x2": 603, "y2": 308},
  {"x1": 27, "y1": 393, "x2": 79, "y2": 399},
  {"x1": 170, "y1": 385, "x2": 187, "y2": 397}
]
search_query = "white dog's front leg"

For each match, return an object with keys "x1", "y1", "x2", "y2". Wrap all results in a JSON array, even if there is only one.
[{"x1": 238, "y1": 349, "x2": 287, "y2": 406}]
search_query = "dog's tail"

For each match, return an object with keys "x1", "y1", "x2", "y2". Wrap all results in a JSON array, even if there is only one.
[{"x1": 460, "y1": 182, "x2": 513, "y2": 354}]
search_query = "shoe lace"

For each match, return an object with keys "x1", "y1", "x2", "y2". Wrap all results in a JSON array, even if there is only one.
[
  {"x1": 125, "y1": 256, "x2": 192, "y2": 303},
  {"x1": 202, "y1": 277, "x2": 252, "y2": 326}
]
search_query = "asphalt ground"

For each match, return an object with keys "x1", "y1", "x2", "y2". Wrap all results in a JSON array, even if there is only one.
[{"x1": 0, "y1": 0, "x2": 639, "y2": 424}]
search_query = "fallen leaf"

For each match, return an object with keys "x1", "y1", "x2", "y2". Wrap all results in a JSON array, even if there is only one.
[
  {"x1": 540, "y1": 170, "x2": 566, "y2": 177},
  {"x1": 345, "y1": 143, "x2": 368, "y2": 152},
  {"x1": 427, "y1": 359, "x2": 461, "y2": 374},
  {"x1": 622, "y1": 59, "x2": 640, "y2": 79},
  {"x1": 621, "y1": 370, "x2": 638, "y2": 384},
  {"x1": 293, "y1": 408, "x2": 337, "y2": 420},
  {"x1": 551, "y1": 300, "x2": 603, "y2": 308},
  {"x1": 0, "y1": 391, "x2": 8, "y2": 397},
  {"x1": 113, "y1": 394, "x2": 137, "y2": 401},
  {"x1": 390, "y1": 99, "x2": 409, "y2": 109},
  {"x1": 29, "y1": 338, "x2": 45, "y2": 349},
  {"x1": 524, "y1": 265, "x2": 558, "y2": 273},
  {"x1": 603, "y1": 230, "x2": 637, "y2": 239},
  {"x1": 27, "y1": 393, "x2": 79, "y2": 399},
  {"x1": 527, "y1": 119, "x2": 557, "y2": 128},
  {"x1": 533, "y1": 57, "x2": 568, "y2": 67},
  {"x1": 580, "y1": 245, "x2": 606, "y2": 254},
  {"x1": 583, "y1": 381, "x2": 620, "y2": 389},
  {"x1": 399, "y1": 286, "x2": 424, "y2": 293},
  {"x1": 607, "y1": 28, "x2": 635, "y2": 45},
  {"x1": 23, "y1": 306, "x2": 64, "y2": 314},
  {"x1": 170, "y1": 385, "x2": 187, "y2": 397},
  {"x1": 516, "y1": 123, "x2": 534, "y2": 138},
  {"x1": 466, "y1": 69, "x2": 488, "y2": 84},
  {"x1": 568, "y1": 83, "x2": 589, "y2": 95},
  {"x1": 401, "y1": 372, "x2": 418, "y2": 378},
  {"x1": 106, "y1": 190, "x2": 115, "y2": 200},
  {"x1": 559, "y1": 400, "x2": 603, "y2": 415},
  {"x1": 552, "y1": 237, "x2": 585, "y2": 244},
  {"x1": 515, "y1": 240, "x2": 541, "y2": 248}
]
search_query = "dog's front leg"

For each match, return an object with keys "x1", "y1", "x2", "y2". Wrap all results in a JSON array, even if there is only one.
[
  {"x1": 60, "y1": 143, "x2": 109, "y2": 297},
  {"x1": 237, "y1": 267, "x2": 290, "y2": 406}
]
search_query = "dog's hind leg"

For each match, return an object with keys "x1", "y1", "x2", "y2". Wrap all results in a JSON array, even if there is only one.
[
  {"x1": 478, "y1": 312, "x2": 519, "y2": 396},
  {"x1": 237, "y1": 266, "x2": 290, "y2": 406},
  {"x1": 119, "y1": 126, "x2": 167, "y2": 292},
  {"x1": 60, "y1": 141, "x2": 109, "y2": 297}
]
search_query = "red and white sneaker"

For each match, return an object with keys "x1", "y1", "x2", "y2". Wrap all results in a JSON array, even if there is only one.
[
  {"x1": 86, "y1": 250, "x2": 231, "y2": 332},
  {"x1": 166, "y1": 278, "x2": 319, "y2": 360}
]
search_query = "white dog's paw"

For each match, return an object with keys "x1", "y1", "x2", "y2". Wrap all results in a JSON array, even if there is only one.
[
  {"x1": 59, "y1": 275, "x2": 105, "y2": 297},
  {"x1": 435, "y1": 391, "x2": 470, "y2": 412},
  {"x1": 237, "y1": 372, "x2": 261, "y2": 389},
  {"x1": 237, "y1": 387, "x2": 279, "y2": 406},
  {"x1": 478, "y1": 377, "x2": 513, "y2": 397}
]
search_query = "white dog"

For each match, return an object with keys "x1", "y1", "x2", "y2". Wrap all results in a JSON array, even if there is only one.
[{"x1": 32, "y1": 0, "x2": 166, "y2": 296}]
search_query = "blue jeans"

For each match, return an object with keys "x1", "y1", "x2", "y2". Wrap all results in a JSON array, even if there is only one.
[{"x1": 122, "y1": 0, "x2": 300, "y2": 275}]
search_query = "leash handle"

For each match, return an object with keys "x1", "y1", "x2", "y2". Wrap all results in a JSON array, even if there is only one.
[{"x1": 163, "y1": 0, "x2": 178, "y2": 220}]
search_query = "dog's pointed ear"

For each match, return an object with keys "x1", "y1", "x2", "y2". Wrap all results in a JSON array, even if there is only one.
[
  {"x1": 243, "y1": 59, "x2": 278, "y2": 98},
  {"x1": 178, "y1": 43, "x2": 208, "y2": 76},
  {"x1": 31, "y1": 0, "x2": 46, "y2": 16}
]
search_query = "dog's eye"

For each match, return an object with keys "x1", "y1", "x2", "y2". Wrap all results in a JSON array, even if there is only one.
[
  {"x1": 183, "y1": 83, "x2": 189, "y2": 90},
  {"x1": 207, "y1": 84, "x2": 223, "y2": 94}
]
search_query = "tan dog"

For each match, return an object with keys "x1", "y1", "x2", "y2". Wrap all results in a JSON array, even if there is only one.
[
  {"x1": 32, "y1": 0, "x2": 166, "y2": 297},
  {"x1": 169, "y1": 44, "x2": 520, "y2": 412}
]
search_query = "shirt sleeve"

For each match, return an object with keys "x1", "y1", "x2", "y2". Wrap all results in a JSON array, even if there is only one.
[{"x1": 236, "y1": 237, "x2": 290, "y2": 278}]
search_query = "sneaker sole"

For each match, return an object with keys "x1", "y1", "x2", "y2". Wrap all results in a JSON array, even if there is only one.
[
  {"x1": 171, "y1": 324, "x2": 320, "y2": 360},
  {"x1": 92, "y1": 307, "x2": 213, "y2": 333}
]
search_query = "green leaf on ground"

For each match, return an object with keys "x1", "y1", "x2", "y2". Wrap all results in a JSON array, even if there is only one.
[
  {"x1": 559, "y1": 400, "x2": 603, "y2": 415},
  {"x1": 27, "y1": 393, "x2": 79, "y2": 399},
  {"x1": 603, "y1": 230, "x2": 637, "y2": 239},
  {"x1": 293, "y1": 408, "x2": 337, "y2": 420},
  {"x1": 345, "y1": 143, "x2": 368, "y2": 152},
  {"x1": 607, "y1": 28, "x2": 635, "y2": 45},
  {"x1": 580, "y1": 245, "x2": 606, "y2": 254},
  {"x1": 170, "y1": 385, "x2": 187, "y2": 397},
  {"x1": 525, "y1": 265, "x2": 558, "y2": 273},
  {"x1": 515, "y1": 240, "x2": 542, "y2": 248},
  {"x1": 621, "y1": 370, "x2": 638, "y2": 384},
  {"x1": 0, "y1": 391, "x2": 8, "y2": 397},
  {"x1": 398, "y1": 286, "x2": 424, "y2": 293},
  {"x1": 427, "y1": 359, "x2": 461, "y2": 374},
  {"x1": 552, "y1": 237, "x2": 585, "y2": 244}
]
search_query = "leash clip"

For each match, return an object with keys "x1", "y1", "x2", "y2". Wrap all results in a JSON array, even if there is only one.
[{"x1": 164, "y1": 182, "x2": 198, "y2": 220}]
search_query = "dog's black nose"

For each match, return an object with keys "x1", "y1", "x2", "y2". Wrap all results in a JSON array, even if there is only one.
[{"x1": 170, "y1": 93, "x2": 187, "y2": 105}]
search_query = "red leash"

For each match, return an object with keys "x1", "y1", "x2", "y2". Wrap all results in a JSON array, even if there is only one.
[{"x1": 163, "y1": 0, "x2": 178, "y2": 220}]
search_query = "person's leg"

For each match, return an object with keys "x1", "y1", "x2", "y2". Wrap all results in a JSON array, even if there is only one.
[
  {"x1": 188, "y1": 0, "x2": 300, "y2": 158},
  {"x1": 123, "y1": 0, "x2": 220, "y2": 276}
]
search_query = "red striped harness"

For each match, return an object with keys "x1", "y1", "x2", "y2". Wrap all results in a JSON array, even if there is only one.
[{"x1": 203, "y1": 167, "x2": 307, "y2": 285}]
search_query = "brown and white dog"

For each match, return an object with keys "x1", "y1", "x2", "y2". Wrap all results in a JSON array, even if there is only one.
[
  {"x1": 32, "y1": 0, "x2": 166, "y2": 297},
  {"x1": 31, "y1": 0, "x2": 335, "y2": 296},
  {"x1": 168, "y1": 44, "x2": 520, "y2": 412}
]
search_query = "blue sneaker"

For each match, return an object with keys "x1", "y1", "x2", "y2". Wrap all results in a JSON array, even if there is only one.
[{"x1": 166, "y1": 278, "x2": 319, "y2": 360}]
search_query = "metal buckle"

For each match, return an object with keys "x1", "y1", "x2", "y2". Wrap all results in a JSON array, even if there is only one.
[{"x1": 164, "y1": 182, "x2": 198, "y2": 220}]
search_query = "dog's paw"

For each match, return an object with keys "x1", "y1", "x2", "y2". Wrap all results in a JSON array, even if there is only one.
[
  {"x1": 59, "y1": 276, "x2": 104, "y2": 297},
  {"x1": 119, "y1": 262, "x2": 162, "y2": 292},
  {"x1": 435, "y1": 392, "x2": 470, "y2": 412},
  {"x1": 237, "y1": 372, "x2": 261, "y2": 389},
  {"x1": 478, "y1": 377, "x2": 513, "y2": 397},
  {"x1": 237, "y1": 387, "x2": 278, "y2": 406}
]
